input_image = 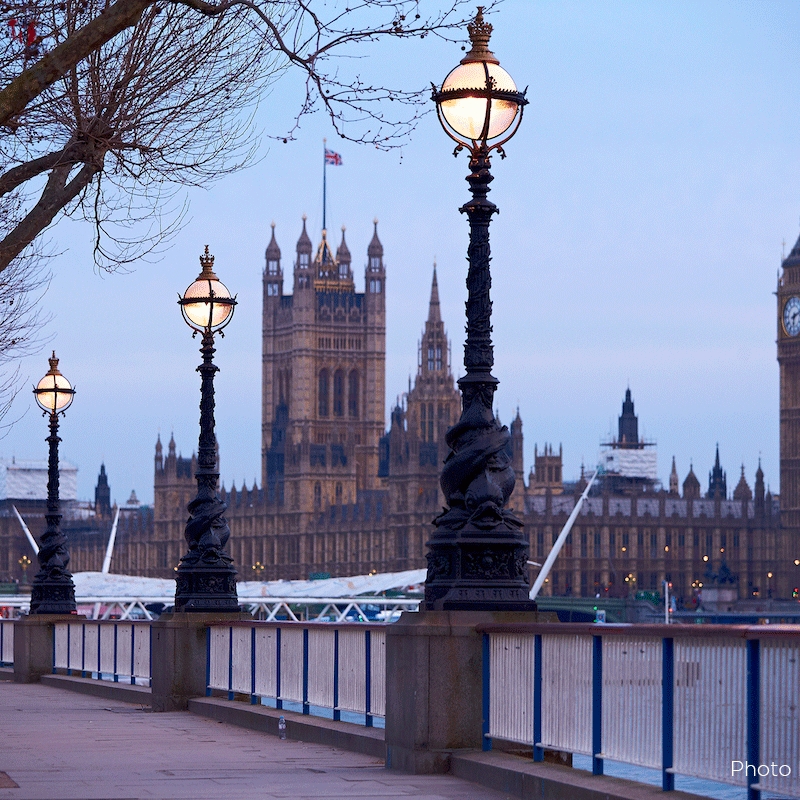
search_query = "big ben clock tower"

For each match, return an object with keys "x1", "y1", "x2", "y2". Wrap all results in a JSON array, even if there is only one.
[{"x1": 778, "y1": 233, "x2": 800, "y2": 529}]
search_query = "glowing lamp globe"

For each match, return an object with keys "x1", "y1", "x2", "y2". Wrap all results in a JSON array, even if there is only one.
[
  {"x1": 34, "y1": 352, "x2": 75, "y2": 414},
  {"x1": 432, "y1": 7, "x2": 527, "y2": 152},
  {"x1": 179, "y1": 246, "x2": 236, "y2": 333}
]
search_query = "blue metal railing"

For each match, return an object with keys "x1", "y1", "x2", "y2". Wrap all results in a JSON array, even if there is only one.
[{"x1": 479, "y1": 622, "x2": 800, "y2": 800}]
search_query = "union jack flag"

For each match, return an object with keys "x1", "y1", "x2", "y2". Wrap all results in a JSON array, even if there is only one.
[{"x1": 324, "y1": 149, "x2": 343, "y2": 166}]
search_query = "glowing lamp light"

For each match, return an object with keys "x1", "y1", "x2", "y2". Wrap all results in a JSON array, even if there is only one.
[
  {"x1": 432, "y1": 7, "x2": 527, "y2": 155},
  {"x1": 179, "y1": 246, "x2": 236, "y2": 333},
  {"x1": 34, "y1": 352, "x2": 75, "y2": 414}
]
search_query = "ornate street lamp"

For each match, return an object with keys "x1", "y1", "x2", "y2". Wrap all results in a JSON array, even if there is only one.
[
  {"x1": 30, "y1": 352, "x2": 76, "y2": 614},
  {"x1": 174, "y1": 246, "x2": 239, "y2": 612},
  {"x1": 425, "y1": 8, "x2": 534, "y2": 610}
]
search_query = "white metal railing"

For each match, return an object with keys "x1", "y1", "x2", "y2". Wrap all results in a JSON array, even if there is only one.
[
  {"x1": 541, "y1": 633, "x2": 592, "y2": 755},
  {"x1": 673, "y1": 637, "x2": 746, "y2": 785},
  {"x1": 759, "y1": 640, "x2": 800, "y2": 795},
  {"x1": 480, "y1": 623, "x2": 800, "y2": 799},
  {"x1": 207, "y1": 621, "x2": 386, "y2": 725},
  {"x1": 52, "y1": 621, "x2": 151, "y2": 685},
  {"x1": 0, "y1": 619, "x2": 13, "y2": 664},
  {"x1": 602, "y1": 636, "x2": 661, "y2": 769}
]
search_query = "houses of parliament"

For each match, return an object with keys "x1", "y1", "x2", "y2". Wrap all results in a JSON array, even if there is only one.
[{"x1": 1, "y1": 220, "x2": 798, "y2": 602}]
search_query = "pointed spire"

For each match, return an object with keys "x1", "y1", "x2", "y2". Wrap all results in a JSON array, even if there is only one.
[
  {"x1": 155, "y1": 434, "x2": 162, "y2": 457},
  {"x1": 368, "y1": 218, "x2": 383, "y2": 258},
  {"x1": 669, "y1": 456, "x2": 679, "y2": 496},
  {"x1": 265, "y1": 222, "x2": 281, "y2": 261},
  {"x1": 168, "y1": 432, "x2": 176, "y2": 457},
  {"x1": 427, "y1": 262, "x2": 441, "y2": 323},
  {"x1": 683, "y1": 462, "x2": 701, "y2": 499},
  {"x1": 733, "y1": 464, "x2": 752, "y2": 502},
  {"x1": 336, "y1": 225, "x2": 351, "y2": 264},
  {"x1": 296, "y1": 215, "x2": 312, "y2": 255}
]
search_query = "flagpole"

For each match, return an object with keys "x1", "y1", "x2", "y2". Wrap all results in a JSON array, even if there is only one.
[{"x1": 322, "y1": 137, "x2": 327, "y2": 232}]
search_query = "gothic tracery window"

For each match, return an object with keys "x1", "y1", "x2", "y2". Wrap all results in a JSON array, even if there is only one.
[
  {"x1": 348, "y1": 370, "x2": 359, "y2": 418},
  {"x1": 333, "y1": 370, "x2": 345, "y2": 416},
  {"x1": 318, "y1": 369, "x2": 329, "y2": 417}
]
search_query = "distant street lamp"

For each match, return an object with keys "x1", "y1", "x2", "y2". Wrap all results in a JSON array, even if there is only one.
[
  {"x1": 174, "y1": 246, "x2": 239, "y2": 612},
  {"x1": 18, "y1": 554, "x2": 31, "y2": 585},
  {"x1": 425, "y1": 8, "x2": 534, "y2": 610},
  {"x1": 30, "y1": 353, "x2": 76, "y2": 614}
]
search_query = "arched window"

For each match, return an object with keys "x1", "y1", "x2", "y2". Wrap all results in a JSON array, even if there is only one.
[
  {"x1": 435, "y1": 346, "x2": 442, "y2": 370},
  {"x1": 427, "y1": 346, "x2": 434, "y2": 372},
  {"x1": 314, "y1": 482, "x2": 322, "y2": 509},
  {"x1": 348, "y1": 370, "x2": 359, "y2": 418},
  {"x1": 335, "y1": 482, "x2": 343, "y2": 504},
  {"x1": 339, "y1": 262, "x2": 348, "y2": 277},
  {"x1": 333, "y1": 369, "x2": 345, "y2": 416},
  {"x1": 420, "y1": 404, "x2": 426, "y2": 440},
  {"x1": 428, "y1": 402, "x2": 434, "y2": 442},
  {"x1": 267, "y1": 259, "x2": 279, "y2": 275},
  {"x1": 318, "y1": 370, "x2": 329, "y2": 417}
]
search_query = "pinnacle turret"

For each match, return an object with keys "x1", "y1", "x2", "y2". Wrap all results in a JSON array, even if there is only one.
[
  {"x1": 265, "y1": 222, "x2": 281, "y2": 266},
  {"x1": 368, "y1": 218, "x2": 383, "y2": 259},
  {"x1": 337, "y1": 226, "x2": 351, "y2": 265},
  {"x1": 296, "y1": 216, "x2": 311, "y2": 253},
  {"x1": 683, "y1": 463, "x2": 700, "y2": 499}
]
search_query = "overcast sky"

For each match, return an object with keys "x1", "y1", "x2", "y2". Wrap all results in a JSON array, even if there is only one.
[{"x1": 2, "y1": 0, "x2": 798, "y2": 506}]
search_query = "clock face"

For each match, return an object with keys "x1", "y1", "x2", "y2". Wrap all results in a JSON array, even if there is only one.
[{"x1": 785, "y1": 296, "x2": 800, "y2": 337}]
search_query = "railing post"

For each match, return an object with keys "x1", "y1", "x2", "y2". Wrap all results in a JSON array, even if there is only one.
[
  {"x1": 302, "y1": 627, "x2": 310, "y2": 715},
  {"x1": 66, "y1": 623, "x2": 71, "y2": 676},
  {"x1": 129, "y1": 625, "x2": 135, "y2": 685},
  {"x1": 250, "y1": 626, "x2": 257, "y2": 705},
  {"x1": 482, "y1": 633, "x2": 491, "y2": 752},
  {"x1": 662, "y1": 636, "x2": 674, "y2": 791},
  {"x1": 205, "y1": 627, "x2": 211, "y2": 697},
  {"x1": 533, "y1": 634, "x2": 543, "y2": 762},
  {"x1": 97, "y1": 625, "x2": 101, "y2": 678},
  {"x1": 148, "y1": 624, "x2": 153, "y2": 688},
  {"x1": 81, "y1": 623, "x2": 86, "y2": 678},
  {"x1": 113, "y1": 624, "x2": 118, "y2": 683},
  {"x1": 365, "y1": 629, "x2": 373, "y2": 727},
  {"x1": 227, "y1": 626, "x2": 234, "y2": 701},
  {"x1": 333, "y1": 629, "x2": 340, "y2": 722},
  {"x1": 51, "y1": 624, "x2": 56, "y2": 675},
  {"x1": 275, "y1": 627, "x2": 282, "y2": 710},
  {"x1": 592, "y1": 634, "x2": 603, "y2": 775},
  {"x1": 746, "y1": 638, "x2": 760, "y2": 800}
]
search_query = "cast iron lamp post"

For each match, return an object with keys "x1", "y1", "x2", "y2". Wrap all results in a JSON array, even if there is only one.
[
  {"x1": 30, "y1": 352, "x2": 77, "y2": 614},
  {"x1": 174, "y1": 246, "x2": 239, "y2": 612},
  {"x1": 425, "y1": 8, "x2": 535, "y2": 610}
]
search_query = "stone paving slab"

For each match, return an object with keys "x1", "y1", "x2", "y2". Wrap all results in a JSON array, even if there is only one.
[{"x1": 0, "y1": 682, "x2": 509, "y2": 800}]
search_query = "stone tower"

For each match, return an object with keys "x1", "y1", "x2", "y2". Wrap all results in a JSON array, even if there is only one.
[
  {"x1": 261, "y1": 218, "x2": 386, "y2": 513},
  {"x1": 94, "y1": 463, "x2": 111, "y2": 518},
  {"x1": 384, "y1": 266, "x2": 461, "y2": 515},
  {"x1": 778, "y1": 233, "x2": 800, "y2": 528}
]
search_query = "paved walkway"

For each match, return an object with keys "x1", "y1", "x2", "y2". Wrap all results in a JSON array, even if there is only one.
[{"x1": 0, "y1": 682, "x2": 509, "y2": 800}]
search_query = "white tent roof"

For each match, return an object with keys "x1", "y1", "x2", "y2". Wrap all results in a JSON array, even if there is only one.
[{"x1": 72, "y1": 568, "x2": 427, "y2": 600}]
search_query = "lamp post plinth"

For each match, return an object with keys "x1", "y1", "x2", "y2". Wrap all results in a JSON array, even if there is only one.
[
  {"x1": 175, "y1": 250, "x2": 239, "y2": 613},
  {"x1": 426, "y1": 11, "x2": 535, "y2": 611}
]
